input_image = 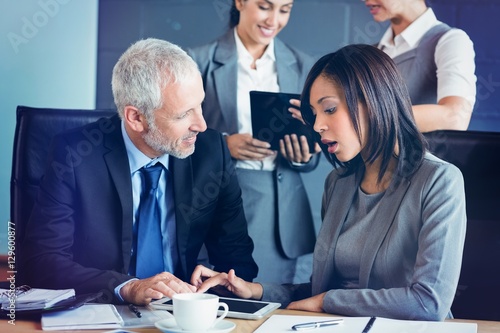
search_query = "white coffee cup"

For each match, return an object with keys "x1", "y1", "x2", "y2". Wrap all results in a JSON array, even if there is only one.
[{"x1": 172, "y1": 293, "x2": 229, "y2": 331}]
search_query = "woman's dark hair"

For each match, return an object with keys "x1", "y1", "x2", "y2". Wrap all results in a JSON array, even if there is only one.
[
  {"x1": 229, "y1": 1, "x2": 241, "y2": 28},
  {"x1": 300, "y1": 44, "x2": 427, "y2": 183}
]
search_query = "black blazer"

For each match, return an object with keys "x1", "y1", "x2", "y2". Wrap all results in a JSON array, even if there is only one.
[{"x1": 21, "y1": 115, "x2": 257, "y2": 302}]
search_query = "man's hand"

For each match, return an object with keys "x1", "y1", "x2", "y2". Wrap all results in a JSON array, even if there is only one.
[
  {"x1": 191, "y1": 265, "x2": 262, "y2": 300},
  {"x1": 120, "y1": 272, "x2": 196, "y2": 305},
  {"x1": 225, "y1": 133, "x2": 276, "y2": 161}
]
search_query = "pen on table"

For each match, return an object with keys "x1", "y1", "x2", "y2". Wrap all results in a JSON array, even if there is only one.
[
  {"x1": 361, "y1": 316, "x2": 376, "y2": 333},
  {"x1": 128, "y1": 303, "x2": 142, "y2": 318},
  {"x1": 292, "y1": 318, "x2": 343, "y2": 331}
]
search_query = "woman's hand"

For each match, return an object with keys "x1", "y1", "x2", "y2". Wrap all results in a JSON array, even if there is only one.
[
  {"x1": 279, "y1": 134, "x2": 321, "y2": 164},
  {"x1": 288, "y1": 98, "x2": 306, "y2": 124},
  {"x1": 286, "y1": 292, "x2": 327, "y2": 313},
  {"x1": 225, "y1": 133, "x2": 276, "y2": 161},
  {"x1": 281, "y1": 99, "x2": 321, "y2": 163},
  {"x1": 190, "y1": 265, "x2": 263, "y2": 300}
]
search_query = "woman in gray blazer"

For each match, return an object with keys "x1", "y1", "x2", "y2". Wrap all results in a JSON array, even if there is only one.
[
  {"x1": 193, "y1": 44, "x2": 467, "y2": 321},
  {"x1": 188, "y1": 0, "x2": 319, "y2": 284}
]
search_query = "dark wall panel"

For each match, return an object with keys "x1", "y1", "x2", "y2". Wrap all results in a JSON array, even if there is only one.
[{"x1": 431, "y1": 1, "x2": 500, "y2": 131}]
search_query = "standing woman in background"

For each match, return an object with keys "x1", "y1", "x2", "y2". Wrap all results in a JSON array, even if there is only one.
[
  {"x1": 188, "y1": 0, "x2": 319, "y2": 284},
  {"x1": 364, "y1": 0, "x2": 476, "y2": 132}
]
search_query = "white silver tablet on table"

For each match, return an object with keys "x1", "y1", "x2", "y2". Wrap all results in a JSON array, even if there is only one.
[{"x1": 150, "y1": 296, "x2": 280, "y2": 320}]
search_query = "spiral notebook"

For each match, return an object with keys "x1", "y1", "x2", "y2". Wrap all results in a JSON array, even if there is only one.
[{"x1": 0, "y1": 285, "x2": 75, "y2": 311}]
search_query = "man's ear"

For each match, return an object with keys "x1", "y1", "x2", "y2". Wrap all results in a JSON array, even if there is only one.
[{"x1": 123, "y1": 106, "x2": 147, "y2": 132}]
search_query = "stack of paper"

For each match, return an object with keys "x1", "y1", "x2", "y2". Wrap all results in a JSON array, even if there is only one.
[
  {"x1": 41, "y1": 303, "x2": 173, "y2": 330},
  {"x1": 254, "y1": 315, "x2": 477, "y2": 333},
  {"x1": 0, "y1": 287, "x2": 75, "y2": 311},
  {"x1": 42, "y1": 304, "x2": 123, "y2": 330}
]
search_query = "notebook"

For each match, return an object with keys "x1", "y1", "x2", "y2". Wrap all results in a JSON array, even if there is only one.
[
  {"x1": 0, "y1": 285, "x2": 75, "y2": 311},
  {"x1": 41, "y1": 303, "x2": 173, "y2": 330}
]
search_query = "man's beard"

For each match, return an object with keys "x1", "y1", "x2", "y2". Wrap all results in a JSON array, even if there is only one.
[{"x1": 143, "y1": 121, "x2": 195, "y2": 159}]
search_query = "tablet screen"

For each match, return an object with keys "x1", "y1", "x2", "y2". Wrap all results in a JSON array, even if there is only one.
[
  {"x1": 250, "y1": 90, "x2": 316, "y2": 153},
  {"x1": 156, "y1": 297, "x2": 267, "y2": 314},
  {"x1": 221, "y1": 298, "x2": 268, "y2": 313},
  {"x1": 150, "y1": 296, "x2": 280, "y2": 319}
]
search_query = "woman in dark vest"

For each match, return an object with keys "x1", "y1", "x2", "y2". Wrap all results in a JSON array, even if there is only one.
[{"x1": 364, "y1": 0, "x2": 476, "y2": 132}]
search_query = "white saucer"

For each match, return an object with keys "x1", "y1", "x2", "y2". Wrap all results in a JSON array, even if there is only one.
[{"x1": 155, "y1": 318, "x2": 236, "y2": 333}]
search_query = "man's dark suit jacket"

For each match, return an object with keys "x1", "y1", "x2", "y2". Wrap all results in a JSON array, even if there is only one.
[{"x1": 21, "y1": 114, "x2": 257, "y2": 302}]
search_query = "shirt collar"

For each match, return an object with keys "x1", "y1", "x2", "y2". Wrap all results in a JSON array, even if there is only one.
[
  {"x1": 379, "y1": 8, "x2": 438, "y2": 49},
  {"x1": 234, "y1": 28, "x2": 276, "y2": 64},
  {"x1": 121, "y1": 120, "x2": 170, "y2": 174}
]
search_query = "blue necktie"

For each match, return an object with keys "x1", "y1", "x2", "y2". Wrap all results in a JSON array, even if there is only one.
[{"x1": 132, "y1": 163, "x2": 164, "y2": 278}]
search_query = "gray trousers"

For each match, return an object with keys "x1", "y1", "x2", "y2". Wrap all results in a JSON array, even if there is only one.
[{"x1": 236, "y1": 168, "x2": 304, "y2": 284}]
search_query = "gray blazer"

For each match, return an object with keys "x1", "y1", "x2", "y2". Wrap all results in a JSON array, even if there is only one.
[
  {"x1": 262, "y1": 153, "x2": 466, "y2": 321},
  {"x1": 187, "y1": 30, "x2": 318, "y2": 259}
]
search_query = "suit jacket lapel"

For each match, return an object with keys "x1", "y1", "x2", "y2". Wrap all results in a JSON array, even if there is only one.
[
  {"x1": 213, "y1": 33, "x2": 301, "y2": 133},
  {"x1": 102, "y1": 115, "x2": 134, "y2": 272},
  {"x1": 312, "y1": 172, "x2": 360, "y2": 295},
  {"x1": 275, "y1": 38, "x2": 300, "y2": 94},
  {"x1": 358, "y1": 177, "x2": 411, "y2": 287},
  {"x1": 213, "y1": 29, "x2": 238, "y2": 133}
]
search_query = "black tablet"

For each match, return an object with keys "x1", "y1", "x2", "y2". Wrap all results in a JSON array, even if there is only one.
[
  {"x1": 250, "y1": 90, "x2": 315, "y2": 153},
  {"x1": 150, "y1": 296, "x2": 280, "y2": 320}
]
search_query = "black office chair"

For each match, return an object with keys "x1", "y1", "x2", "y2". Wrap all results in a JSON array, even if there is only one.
[
  {"x1": 10, "y1": 105, "x2": 115, "y2": 277},
  {"x1": 424, "y1": 130, "x2": 500, "y2": 321}
]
